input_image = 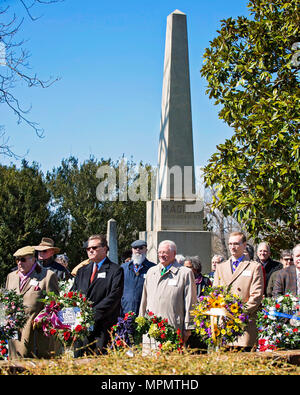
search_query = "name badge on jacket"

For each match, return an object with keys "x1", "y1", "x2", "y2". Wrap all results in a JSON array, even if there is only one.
[
  {"x1": 241, "y1": 270, "x2": 251, "y2": 277},
  {"x1": 30, "y1": 279, "x2": 39, "y2": 287},
  {"x1": 98, "y1": 272, "x2": 106, "y2": 279}
]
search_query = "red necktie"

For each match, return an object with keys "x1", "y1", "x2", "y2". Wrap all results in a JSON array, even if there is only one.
[{"x1": 90, "y1": 263, "x2": 97, "y2": 283}]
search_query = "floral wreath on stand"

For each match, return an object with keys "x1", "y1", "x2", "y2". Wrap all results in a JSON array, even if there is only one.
[
  {"x1": 111, "y1": 311, "x2": 183, "y2": 353},
  {"x1": 256, "y1": 293, "x2": 300, "y2": 351},
  {"x1": 0, "y1": 289, "x2": 27, "y2": 360},
  {"x1": 34, "y1": 291, "x2": 94, "y2": 351},
  {"x1": 190, "y1": 286, "x2": 249, "y2": 350}
]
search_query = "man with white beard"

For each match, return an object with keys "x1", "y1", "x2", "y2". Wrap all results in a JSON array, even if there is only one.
[{"x1": 120, "y1": 240, "x2": 155, "y2": 316}]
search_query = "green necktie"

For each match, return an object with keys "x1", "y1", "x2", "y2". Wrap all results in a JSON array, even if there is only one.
[{"x1": 161, "y1": 267, "x2": 167, "y2": 276}]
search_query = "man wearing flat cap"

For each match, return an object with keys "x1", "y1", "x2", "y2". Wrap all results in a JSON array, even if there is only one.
[
  {"x1": 35, "y1": 237, "x2": 71, "y2": 281},
  {"x1": 120, "y1": 240, "x2": 155, "y2": 316},
  {"x1": 5, "y1": 246, "x2": 60, "y2": 359}
]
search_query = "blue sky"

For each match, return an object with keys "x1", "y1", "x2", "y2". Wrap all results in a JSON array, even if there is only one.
[{"x1": 0, "y1": 0, "x2": 249, "y2": 174}]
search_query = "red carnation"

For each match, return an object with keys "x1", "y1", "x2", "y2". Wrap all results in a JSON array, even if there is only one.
[
  {"x1": 75, "y1": 325, "x2": 83, "y2": 332},
  {"x1": 275, "y1": 304, "x2": 280, "y2": 309},
  {"x1": 1, "y1": 348, "x2": 7, "y2": 355},
  {"x1": 50, "y1": 329, "x2": 57, "y2": 335},
  {"x1": 67, "y1": 292, "x2": 73, "y2": 298},
  {"x1": 63, "y1": 331, "x2": 71, "y2": 341}
]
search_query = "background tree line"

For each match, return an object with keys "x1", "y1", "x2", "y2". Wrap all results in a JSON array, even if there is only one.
[{"x1": 0, "y1": 156, "x2": 152, "y2": 281}]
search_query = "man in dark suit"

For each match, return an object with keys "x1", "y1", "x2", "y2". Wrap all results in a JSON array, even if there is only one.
[
  {"x1": 273, "y1": 244, "x2": 300, "y2": 297},
  {"x1": 73, "y1": 234, "x2": 124, "y2": 355}
]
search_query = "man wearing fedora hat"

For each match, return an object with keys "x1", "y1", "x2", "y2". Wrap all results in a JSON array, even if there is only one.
[
  {"x1": 120, "y1": 240, "x2": 155, "y2": 316},
  {"x1": 6, "y1": 246, "x2": 60, "y2": 359},
  {"x1": 35, "y1": 237, "x2": 72, "y2": 281}
]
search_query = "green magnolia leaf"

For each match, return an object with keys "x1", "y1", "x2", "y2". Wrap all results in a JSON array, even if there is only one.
[{"x1": 202, "y1": 0, "x2": 300, "y2": 249}]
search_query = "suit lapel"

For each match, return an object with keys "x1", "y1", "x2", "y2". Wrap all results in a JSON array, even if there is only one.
[
  {"x1": 9, "y1": 271, "x2": 21, "y2": 294},
  {"x1": 87, "y1": 257, "x2": 110, "y2": 291},
  {"x1": 227, "y1": 259, "x2": 250, "y2": 286},
  {"x1": 289, "y1": 266, "x2": 297, "y2": 295},
  {"x1": 20, "y1": 268, "x2": 44, "y2": 296},
  {"x1": 82, "y1": 262, "x2": 95, "y2": 292}
]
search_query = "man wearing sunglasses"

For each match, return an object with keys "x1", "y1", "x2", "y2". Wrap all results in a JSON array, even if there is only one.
[
  {"x1": 72, "y1": 234, "x2": 124, "y2": 355},
  {"x1": 273, "y1": 244, "x2": 300, "y2": 297},
  {"x1": 5, "y1": 246, "x2": 60, "y2": 359}
]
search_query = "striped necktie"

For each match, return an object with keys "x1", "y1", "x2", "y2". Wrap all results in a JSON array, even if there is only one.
[
  {"x1": 90, "y1": 263, "x2": 97, "y2": 283},
  {"x1": 232, "y1": 260, "x2": 239, "y2": 273}
]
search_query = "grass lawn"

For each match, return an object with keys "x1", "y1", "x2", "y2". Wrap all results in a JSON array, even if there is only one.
[{"x1": 1, "y1": 348, "x2": 300, "y2": 375}]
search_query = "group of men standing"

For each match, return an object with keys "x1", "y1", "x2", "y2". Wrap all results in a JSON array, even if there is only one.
[{"x1": 5, "y1": 232, "x2": 300, "y2": 359}]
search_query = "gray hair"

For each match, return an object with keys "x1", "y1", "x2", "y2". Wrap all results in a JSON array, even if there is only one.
[
  {"x1": 212, "y1": 254, "x2": 224, "y2": 263},
  {"x1": 185, "y1": 255, "x2": 202, "y2": 273},
  {"x1": 293, "y1": 244, "x2": 300, "y2": 256},
  {"x1": 280, "y1": 249, "x2": 292, "y2": 258},
  {"x1": 158, "y1": 240, "x2": 177, "y2": 254},
  {"x1": 175, "y1": 254, "x2": 185, "y2": 265},
  {"x1": 257, "y1": 242, "x2": 271, "y2": 253}
]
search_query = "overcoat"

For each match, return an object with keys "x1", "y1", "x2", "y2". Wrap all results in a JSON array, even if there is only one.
[
  {"x1": 120, "y1": 258, "x2": 155, "y2": 316},
  {"x1": 139, "y1": 261, "x2": 197, "y2": 335},
  {"x1": 5, "y1": 264, "x2": 60, "y2": 359},
  {"x1": 213, "y1": 258, "x2": 264, "y2": 347}
]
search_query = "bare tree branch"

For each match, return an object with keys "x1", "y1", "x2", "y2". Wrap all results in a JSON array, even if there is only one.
[{"x1": 0, "y1": 0, "x2": 62, "y2": 157}]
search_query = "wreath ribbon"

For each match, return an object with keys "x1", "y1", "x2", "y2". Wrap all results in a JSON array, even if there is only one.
[
  {"x1": 263, "y1": 309, "x2": 300, "y2": 321},
  {"x1": 203, "y1": 308, "x2": 235, "y2": 344},
  {"x1": 34, "y1": 304, "x2": 70, "y2": 334}
]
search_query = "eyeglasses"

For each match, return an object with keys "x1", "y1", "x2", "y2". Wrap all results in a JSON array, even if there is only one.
[
  {"x1": 15, "y1": 257, "x2": 29, "y2": 263},
  {"x1": 86, "y1": 245, "x2": 103, "y2": 252},
  {"x1": 283, "y1": 257, "x2": 293, "y2": 261},
  {"x1": 133, "y1": 246, "x2": 146, "y2": 250}
]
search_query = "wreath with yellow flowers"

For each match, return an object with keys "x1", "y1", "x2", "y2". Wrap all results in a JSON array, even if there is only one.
[{"x1": 190, "y1": 286, "x2": 249, "y2": 349}]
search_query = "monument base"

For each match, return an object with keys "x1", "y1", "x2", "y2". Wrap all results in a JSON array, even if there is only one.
[{"x1": 139, "y1": 230, "x2": 211, "y2": 274}]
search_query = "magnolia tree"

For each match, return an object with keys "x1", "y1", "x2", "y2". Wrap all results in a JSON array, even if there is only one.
[{"x1": 202, "y1": 0, "x2": 299, "y2": 250}]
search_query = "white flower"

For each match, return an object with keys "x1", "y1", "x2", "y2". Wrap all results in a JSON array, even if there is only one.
[{"x1": 276, "y1": 296, "x2": 284, "y2": 302}]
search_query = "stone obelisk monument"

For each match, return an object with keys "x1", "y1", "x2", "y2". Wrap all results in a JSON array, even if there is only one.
[{"x1": 140, "y1": 10, "x2": 211, "y2": 272}]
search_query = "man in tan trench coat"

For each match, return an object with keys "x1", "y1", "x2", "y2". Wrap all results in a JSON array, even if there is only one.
[
  {"x1": 139, "y1": 240, "x2": 197, "y2": 349},
  {"x1": 213, "y1": 232, "x2": 264, "y2": 349},
  {"x1": 5, "y1": 246, "x2": 60, "y2": 359}
]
